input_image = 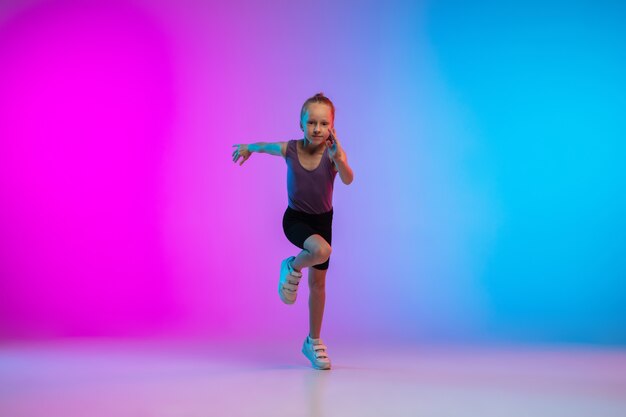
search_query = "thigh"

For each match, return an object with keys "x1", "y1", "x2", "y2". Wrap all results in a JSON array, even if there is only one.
[
  {"x1": 282, "y1": 207, "x2": 333, "y2": 270},
  {"x1": 283, "y1": 208, "x2": 317, "y2": 249},
  {"x1": 284, "y1": 222, "x2": 317, "y2": 249},
  {"x1": 303, "y1": 234, "x2": 331, "y2": 253}
]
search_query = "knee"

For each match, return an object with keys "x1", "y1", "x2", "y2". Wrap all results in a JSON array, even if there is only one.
[{"x1": 312, "y1": 242, "x2": 332, "y2": 263}]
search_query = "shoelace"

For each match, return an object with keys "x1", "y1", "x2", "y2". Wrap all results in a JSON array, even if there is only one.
[
  {"x1": 283, "y1": 272, "x2": 301, "y2": 293},
  {"x1": 312, "y1": 344, "x2": 329, "y2": 359}
]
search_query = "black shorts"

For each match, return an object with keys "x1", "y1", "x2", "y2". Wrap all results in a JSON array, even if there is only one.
[{"x1": 282, "y1": 206, "x2": 333, "y2": 270}]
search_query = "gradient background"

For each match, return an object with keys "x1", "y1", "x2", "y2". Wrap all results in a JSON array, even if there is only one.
[{"x1": 0, "y1": 0, "x2": 624, "y2": 346}]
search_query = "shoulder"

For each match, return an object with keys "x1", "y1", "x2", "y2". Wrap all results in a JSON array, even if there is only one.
[
  {"x1": 280, "y1": 140, "x2": 293, "y2": 158},
  {"x1": 282, "y1": 139, "x2": 300, "y2": 159}
]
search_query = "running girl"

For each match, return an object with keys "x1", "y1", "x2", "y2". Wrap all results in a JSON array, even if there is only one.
[{"x1": 232, "y1": 93, "x2": 354, "y2": 370}]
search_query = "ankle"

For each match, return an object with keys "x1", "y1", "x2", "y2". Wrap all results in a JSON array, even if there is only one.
[{"x1": 290, "y1": 259, "x2": 301, "y2": 273}]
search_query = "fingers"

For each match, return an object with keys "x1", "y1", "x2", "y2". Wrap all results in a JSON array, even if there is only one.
[
  {"x1": 232, "y1": 144, "x2": 250, "y2": 166},
  {"x1": 328, "y1": 129, "x2": 340, "y2": 147},
  {"x1": 233, "y1": 151, "x2": 249, "y2": 166},
  {"x1": 232, "y1": 145, "x2": 239, "y2": 162},
  {"x1": 232, "y1": 144, "x2": 251, "y2": 166}
]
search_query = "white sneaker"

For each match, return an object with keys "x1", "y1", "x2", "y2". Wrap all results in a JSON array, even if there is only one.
[
  {"x1": 278, "y1": 256, "x2": 302, "y2": 304},
  {"x1": 302, "y1": 336, "x2": 331, "y2": 370}
]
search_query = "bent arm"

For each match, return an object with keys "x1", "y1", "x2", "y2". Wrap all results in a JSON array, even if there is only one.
[{"x1": 333, "y1": 155, "x2": 354, "y2": 185}]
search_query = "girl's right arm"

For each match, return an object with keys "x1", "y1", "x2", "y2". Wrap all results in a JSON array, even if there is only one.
[{"x1": 232, "y1": 141, "x2": 288, "y2": 166}]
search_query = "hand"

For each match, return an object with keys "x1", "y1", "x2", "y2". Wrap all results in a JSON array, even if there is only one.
[
  {"x1": 325, "y1": 127, "x2": 344, "y2": 162},
  {"x1": 232, "y1": 144, "x2": 251, "y2": 166}
]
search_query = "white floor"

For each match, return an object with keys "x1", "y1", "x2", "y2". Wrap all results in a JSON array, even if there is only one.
[{"x1": 1, "y1": 338, "x2": 625, "y2": 417}]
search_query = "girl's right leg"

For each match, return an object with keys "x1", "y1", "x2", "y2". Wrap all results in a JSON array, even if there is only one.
[{"x1": 291, "y1": 234, "x2": 332, "y2": 272}]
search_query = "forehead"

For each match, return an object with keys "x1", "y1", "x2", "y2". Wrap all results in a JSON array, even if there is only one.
[{"x1": 303, "y1": 102, "x2": 332, "y2": 120}]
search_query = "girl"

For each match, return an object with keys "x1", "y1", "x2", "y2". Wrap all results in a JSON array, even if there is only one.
[{"x1": 231, "y1": 93, "x2": 354, "y2": 370}]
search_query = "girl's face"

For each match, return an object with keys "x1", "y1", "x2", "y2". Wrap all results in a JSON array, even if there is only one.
[{"x1": 301, "y1": 102, "x2": 333, "y2": 146}]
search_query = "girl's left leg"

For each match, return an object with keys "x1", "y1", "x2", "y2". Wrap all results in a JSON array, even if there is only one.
[{"x1": 308, "y1": 266, "x2": 328, "y2": 339}]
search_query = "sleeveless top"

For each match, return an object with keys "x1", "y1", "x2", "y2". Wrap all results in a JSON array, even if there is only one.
[{"x1": 285, "y1": 139, "x2": 338, "y2": 214}]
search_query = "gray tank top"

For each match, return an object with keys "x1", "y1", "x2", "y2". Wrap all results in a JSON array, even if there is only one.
[{"x1": 285, "y1": 139, "x2": 338, "y2": 214}]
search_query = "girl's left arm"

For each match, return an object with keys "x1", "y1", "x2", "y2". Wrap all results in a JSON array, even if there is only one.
[
  {"x1": 327, "y1": 128, "x2": 354, "y2": 185},
  {"x1": 333, "y1": 155, "x2": 354, "y2": 185}
]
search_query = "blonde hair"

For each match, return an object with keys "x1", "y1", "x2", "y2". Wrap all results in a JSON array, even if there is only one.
[{"x1": 300, "y1": 92, "x2": 335, "y2": 124}]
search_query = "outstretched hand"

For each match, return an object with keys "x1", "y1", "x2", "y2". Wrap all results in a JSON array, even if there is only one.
[
  {"x1": 326, "y1": 127, "x2": 344, "y2": 162},
  {"x1": 232, "y1": 144, "x2": 251, "y2": 166}
]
